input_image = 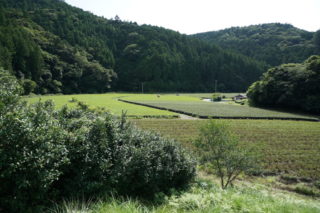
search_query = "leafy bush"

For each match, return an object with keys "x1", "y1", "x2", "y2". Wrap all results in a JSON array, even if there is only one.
[
  {"x1": 0, "y1": 72, "x2": 195, "y2": 212},
  {"x1": 212, "y1": 93, "x2": 222, "y2": 101},
  {"x1": 0, "y1": 101, "x2": 69, "y2": 212},
  {"x1": 0, "y1": 67, "x2": 22, "y2": 110},
  {"x1": 55, "y1": 110, "x2": 196, "y2": 198},
  {"x1": 22, "y1": 79, "x2": 37, "y2": 95}
]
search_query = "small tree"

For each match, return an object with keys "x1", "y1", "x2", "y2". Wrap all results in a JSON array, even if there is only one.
[
  {"x1": 22, "y1": 79, "x2": 37, "y2": 95},
  {"x1": 212, "y1": 93, "x2": 221, "y2": 101},
  {"x1": 195, "y1": 120, "x2": 258, "y2": 189}
]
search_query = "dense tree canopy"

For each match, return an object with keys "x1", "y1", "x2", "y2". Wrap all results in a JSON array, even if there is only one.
[
  {"x1": 0, "y1": 7, "x2": 115, "y2": 94},
  {"x1": 247, "y1": 55, "x2": 320, "y2": 114},
  {"x1": 0, "y1": 0, "x2": 266, "y2": 93},
  {"x1": 194, "y1": 23, "x2": 319, "y2": 67}
]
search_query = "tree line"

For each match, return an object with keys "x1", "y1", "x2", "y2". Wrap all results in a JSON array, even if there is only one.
[
  {"x1": 0, "y1": 0, "x2": 266, "y2": 94},
  {"x1": 247, "y1": 55, "x2": 320, "y2": 114},
  {"x1": 194, "y1": 23, "x2": 320, "y2": 67}
]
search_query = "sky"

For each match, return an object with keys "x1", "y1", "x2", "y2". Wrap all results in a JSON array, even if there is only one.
[{"x1": 65, "y1": 0, "x2": 320, "y2": 34}]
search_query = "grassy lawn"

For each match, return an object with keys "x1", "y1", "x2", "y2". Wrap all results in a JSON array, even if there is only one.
[
  {"x1": 122, "y1": 94, "x2": 318, "y2": 120},
  {"x1": 132, "y1": 119, "x2": 320, "y2": 180},
  {"x1": 25, "y1": 93, "x2": 177, "y2": 117}
]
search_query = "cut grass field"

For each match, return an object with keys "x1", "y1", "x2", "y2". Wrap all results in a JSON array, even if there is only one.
[
  {"x1": 122, "y1": 94, "x2": 319, "y2": 120},
  {"x1": 132, "y1": 119, "x2": 320, "y2": 180},
  {"x1": 25, "y1": 93, "x2": 178, "y2": 118}
]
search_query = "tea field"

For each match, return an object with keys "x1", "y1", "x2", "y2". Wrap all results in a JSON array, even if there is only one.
[
  {"x1": 132, "y1": 119, "x2": 320, "y2": 180},
  {"x1": 122, "y1": 94, "x2": 319, "y2": 120}
]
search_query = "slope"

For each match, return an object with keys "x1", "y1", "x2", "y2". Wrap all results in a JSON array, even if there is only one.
[
  {"x1": 194, "y1": 23, "x2": 319, "y2": 66},
  {"x1": 0, "y1": 0, "x2": 266, "y2": 93}
]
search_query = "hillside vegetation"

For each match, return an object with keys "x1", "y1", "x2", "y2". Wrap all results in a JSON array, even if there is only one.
[
  {"x1": 0, "y1": 0, "x2": 266, "y2": 93},
  {"x1": 194, "y1": 23, "x2": 320, "y2": 66},
  {"x1": 247, "y1": 55, "x2": 320, "y2": 114}
]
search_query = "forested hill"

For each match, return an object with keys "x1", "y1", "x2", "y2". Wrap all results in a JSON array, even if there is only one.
[
  {"x1": 194, "y1": 23, "x2": 320, "y2": 67},
  {"x1": 0, "y1": 0, "x2": 266, "y2": 94}
]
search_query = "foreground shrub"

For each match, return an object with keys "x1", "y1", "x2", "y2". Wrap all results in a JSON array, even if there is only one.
[
  {"x1": 0, "y1": 101, "x2": 69, "y2": 212},
  {"x1": 55, "y1": 110, "x2": 196, "y2": 198},
  {"x1": 0, "y1": 72, "x2": 195, "y2": 212}
]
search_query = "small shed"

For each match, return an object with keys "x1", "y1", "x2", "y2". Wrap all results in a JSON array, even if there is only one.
[{"x1": 233, "y1": 94, "x2": 247, "y2": 101}]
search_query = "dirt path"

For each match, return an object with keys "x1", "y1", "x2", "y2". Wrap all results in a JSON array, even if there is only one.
[{"x1": 179, "y1": 114, "x2": 200, "y2": 120}]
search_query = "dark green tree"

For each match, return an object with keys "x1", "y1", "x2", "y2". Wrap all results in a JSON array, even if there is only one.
[
  {"x1": 314, "y1": 30, "x2": 320, "y2": 53},
  {"x1": 247, "y1": 55, "x2": 320, "y2": 113}
]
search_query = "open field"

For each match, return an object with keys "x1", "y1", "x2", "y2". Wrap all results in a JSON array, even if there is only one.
[
  {"x1": 26, "y1": 93, "x2": 319, "y2": 120},
  {"x1": 132, "y1": 119, "x2": 320, "y2": 180},
  {"x1": 25, "y1": 93, "x2": 177, "y2": 117},
  {"x1": 122, "y1": 94, "x2": 319, "y2": 120},
  {"x1": 25, "y1": 93, "x2": 320, "y2": 178}
]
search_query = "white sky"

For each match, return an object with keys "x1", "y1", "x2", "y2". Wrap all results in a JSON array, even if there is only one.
[{"x1": 65, "y1": 0, "x2": 320, "y2": 34}]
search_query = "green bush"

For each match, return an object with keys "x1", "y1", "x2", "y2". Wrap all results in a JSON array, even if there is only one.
[
  {"x1": 212, "y1": 93, "x2": 222, "y2": 102},
  {"x1": 113, "y1": 127, "x2": 196, "y2": 197},
  {"x1": 22, "y1": 79, "x2": 37, "y2": 95},
  {"x1": 0, "y1": 101, "x2": 69, "y2": 213},
  {"x1": 55, "y1": 110, "x2": 196, "y2": 198},
  {"x1": 0, "y1": 73, "x2": 195, "y2": 212},
  {"x1": 0, "y1": 67, "x2": 22, "y2": 110}
]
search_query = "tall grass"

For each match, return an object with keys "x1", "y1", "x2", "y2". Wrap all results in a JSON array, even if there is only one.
[{"x1": 50, "y1": 180, "x2": 320, "y2": 213}]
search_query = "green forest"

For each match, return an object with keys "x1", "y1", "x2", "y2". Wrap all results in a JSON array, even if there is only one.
[
  {"x1": 194, "y1": 23, "x2": 320, "y2": 67},
  {"x1": 1, "y1": 1, "x2": 319, "y2": 95},
  {"x1": 0, "y1": 0, "x2": 268, "y2": 94}
]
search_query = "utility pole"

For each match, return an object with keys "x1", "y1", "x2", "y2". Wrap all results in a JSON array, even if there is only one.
[
  {"x1": 141, "y1": 82, "x2": 144, "y2": 94},
  {"x1": 214, "y1": 80, "x2": 217, "y2": 94}
]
